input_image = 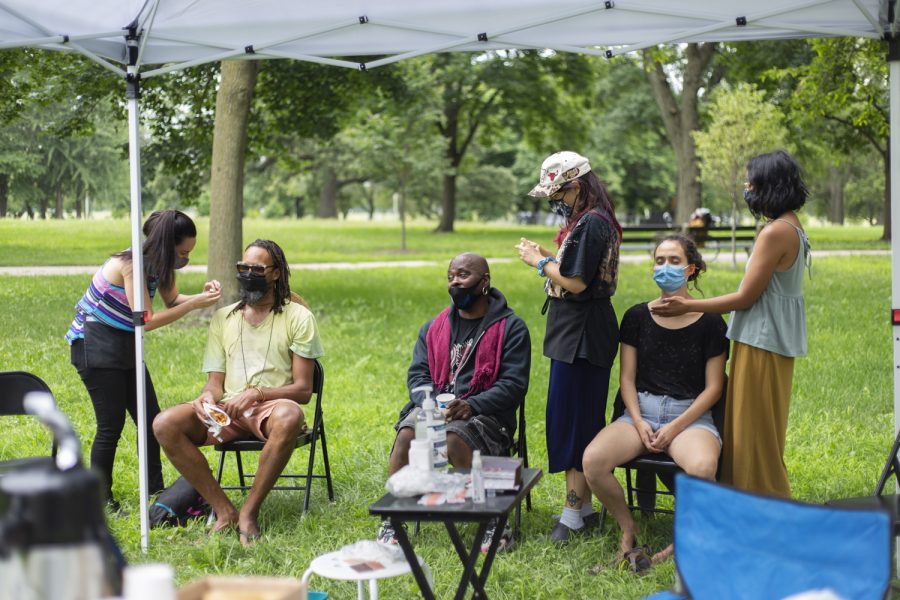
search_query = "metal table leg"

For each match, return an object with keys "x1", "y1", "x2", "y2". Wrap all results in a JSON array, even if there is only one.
[{"x1": 391, "y1": 517, "x2": 436, "y2": 600}]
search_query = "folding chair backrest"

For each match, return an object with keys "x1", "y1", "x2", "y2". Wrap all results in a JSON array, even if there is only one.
[
  {"x1": 674, "y1": 475, "x2": 891, "y2": 600},
  {"x1": 0, "y1": 371, "x2": 52, "y2": 416}
]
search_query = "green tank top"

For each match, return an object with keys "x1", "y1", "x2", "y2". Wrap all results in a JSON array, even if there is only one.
[{"x1": 726, "y1": 220, "x2": 811, "y2": 357}]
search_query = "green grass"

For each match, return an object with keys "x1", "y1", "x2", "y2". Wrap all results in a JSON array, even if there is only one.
[
  {"x1": 0, "y1": 218, "x2": 888, "y2": 266},
  {"x1": 0, "y1": 248, "x2": 892, "y2": 599}
]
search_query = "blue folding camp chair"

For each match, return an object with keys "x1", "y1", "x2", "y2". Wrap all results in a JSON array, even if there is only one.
[{"x1": 645, "y1": 475, "x2": 891, "y2": 600}]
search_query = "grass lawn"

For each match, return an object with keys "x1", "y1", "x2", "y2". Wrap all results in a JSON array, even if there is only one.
[
  {"x1": 0, "y1": 217, "x2": 888, "y2": 266},
  {"x1": 0, "y1": 239, "x2": 892, "y2": 599}
]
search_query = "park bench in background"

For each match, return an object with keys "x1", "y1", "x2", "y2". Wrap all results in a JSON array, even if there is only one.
[{"x1": 620, "y1": 224, "x2": 757, "y2": 257}]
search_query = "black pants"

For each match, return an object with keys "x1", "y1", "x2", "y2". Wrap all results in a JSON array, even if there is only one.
[{"x1": 72, "y1": 340, "x2": 164, "y2": 501}]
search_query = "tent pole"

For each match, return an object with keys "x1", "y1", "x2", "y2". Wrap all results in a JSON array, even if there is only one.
[
  {"x1": 125, "y1": 52, "x2": 150, "y2": 552},
  {"x1": 888, "y1": 35, "x2": 900, "y2": 571}
]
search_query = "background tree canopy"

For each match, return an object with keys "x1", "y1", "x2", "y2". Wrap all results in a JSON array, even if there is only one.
[{"x1": 0, "y1": 39, "x2": 890, "y2": 240}]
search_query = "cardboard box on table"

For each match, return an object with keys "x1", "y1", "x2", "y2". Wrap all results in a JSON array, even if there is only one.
[{"x1": 177, "y1": 576, "x2": 308, "y2": 600}]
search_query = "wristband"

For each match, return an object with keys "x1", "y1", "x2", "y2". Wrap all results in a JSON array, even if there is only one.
[{"x1": 536, "y1": 256, "x2": 557, "y2": 277}]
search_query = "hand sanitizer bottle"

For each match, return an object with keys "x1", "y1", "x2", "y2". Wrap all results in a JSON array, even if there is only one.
[
  {"x1": 471, "y1": 450, "x2": 486, "y2": 503},
  {"x1": 412, "y1": 385, "x2": 447, "y2": 470}
]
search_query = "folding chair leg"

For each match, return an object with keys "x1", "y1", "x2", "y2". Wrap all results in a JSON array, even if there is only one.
[
  {"x1": 235, "y1": 451, "x2": 246, "y2": 490},
  {"x1": 598, "y1": 505, "x2": 608, "y2": 534},
  {"x1": 216, "y1": 450, "x2": 227, "y2": 484},
  {"x1": 303, "y1": 423, "x2": 319, "y2": 515},
  {"x1": 319, "y1": 426, "x2": 335, "y2": 501}
]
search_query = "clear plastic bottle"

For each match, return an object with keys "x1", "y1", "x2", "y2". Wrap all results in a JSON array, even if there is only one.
[
  {"x1": 412, "y1": 385, "x2": 447, "y2": 470},
  {"x1": 470, "y1": 450, "x2": 486, "y2": 503}
]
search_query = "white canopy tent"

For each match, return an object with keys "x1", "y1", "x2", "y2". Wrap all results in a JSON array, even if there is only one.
[{"x1": 0, "y1": 0, "x2": 896, "y2": 552}]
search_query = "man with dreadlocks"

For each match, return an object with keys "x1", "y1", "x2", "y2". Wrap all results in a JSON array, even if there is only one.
[{"x1": 154, "y1": 239, "x2": 323, "y2": 546}]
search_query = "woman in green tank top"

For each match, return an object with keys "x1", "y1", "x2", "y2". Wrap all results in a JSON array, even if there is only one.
[{"x1": 650, "y1": 150, "x2": 810, "y2": 498}]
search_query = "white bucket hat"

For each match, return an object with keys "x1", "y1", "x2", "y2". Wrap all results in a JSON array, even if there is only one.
[{"x1": 527, "y1": 151, "x2": 591, "y2": 198}]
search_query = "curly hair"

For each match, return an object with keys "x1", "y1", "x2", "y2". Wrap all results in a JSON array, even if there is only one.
[
  {"x1": 231, "y1": 239, "x2": 293, "y2": 315},
  {"x1": 655, "y1": 234, "x2": 707, "y2": 293},
  {"x1": 745, "y1": 150, "x2": 808, "y2": 220}
]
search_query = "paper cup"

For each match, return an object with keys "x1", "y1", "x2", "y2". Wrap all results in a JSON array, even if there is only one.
[{"x1": 436, "y1": 393, "x2": 455, "y2": 411}]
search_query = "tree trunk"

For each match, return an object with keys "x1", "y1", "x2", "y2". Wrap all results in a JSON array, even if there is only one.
[
  {"x1": 75, "y1": 194, "x2": 83, "y2": 219},
  {"x1": 643, "y1": 44, "x2": 715, "y2": 225},
  {"x1": 53, "y1": 187, "x2": 63, "y2": 219},
  {"x1": 0, "y1": 174, "x2": 8, "y2": 218},
  {"x1": 827, "y1": 165, "x2": 845, "y2": 225},
  {"x1": 208, "y1": 59, "x2": 259, "y2": 306},
  {"x1": 294, "y1": 195, "x2": 304, "y2": 218},
  {"x1": 317, "y1": 167, "x2": 339, "y2": 218},
  {"x1": 38, "y1": 195, "x2": 48, "y2": 219},
  {"x1": 436, "y1": 104, "x2": 460, "y2": 233},
  {"x1": 882, "y1": 142, "x2": 891, "y2": 241}
]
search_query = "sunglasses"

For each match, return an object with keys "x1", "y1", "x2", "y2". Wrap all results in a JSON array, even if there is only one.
[
  {"x1": 235, "y1": 262, "x2": 274, "y2": 276},
  {"x1": 550, "y1": 183, "x2": 575, "y2": 200}
]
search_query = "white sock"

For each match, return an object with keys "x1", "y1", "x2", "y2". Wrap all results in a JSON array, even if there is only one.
[
  {"x1": 580, "y1": 502, "x2": 595, "y2": 518},
  {"x1": 560, "y1": 507, "x2": 584, "y2": 530}
]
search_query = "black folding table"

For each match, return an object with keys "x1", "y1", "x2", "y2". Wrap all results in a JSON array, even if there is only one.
[{"x1": 369, "y1": 467, "x2": 542, "y2": 600}]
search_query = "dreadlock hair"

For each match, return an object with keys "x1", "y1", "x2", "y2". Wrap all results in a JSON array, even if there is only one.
[
  {"x1": 655, "y1": 234, "x2": 707, "y2": 294},
  {"x1": 230, "y1": 239, "x2": 298, "y2": 315},
  {"x1": 114, "y1": 209, "x2": 196, "y2": 291},
  {"x1": 553, "y1": 170, "x2": 622, "y2": 247},
  {"x1": 745, "y1": 150, "x2": 808, "y2": 220}
]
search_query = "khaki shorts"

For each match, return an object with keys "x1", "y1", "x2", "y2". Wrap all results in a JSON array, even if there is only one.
[{"x1": 203, "y1": 398, "x2": 305, "y2": 445}]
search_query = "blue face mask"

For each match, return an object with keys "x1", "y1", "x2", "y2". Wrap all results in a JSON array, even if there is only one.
[{"x1": 653, "y1": 264, "x2": 687, "y2": 293}]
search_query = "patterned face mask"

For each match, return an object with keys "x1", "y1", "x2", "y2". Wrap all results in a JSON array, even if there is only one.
[{"x1": 548, "y1": 199, "x2": 572, "y2": 219}]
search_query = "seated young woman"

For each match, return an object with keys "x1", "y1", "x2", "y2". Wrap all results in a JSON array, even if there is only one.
[{"x1": 583, "y1": 234, "x2": 728, "y2": 571}]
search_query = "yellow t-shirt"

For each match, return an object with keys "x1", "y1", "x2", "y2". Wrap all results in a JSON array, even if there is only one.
[{"x1": 202, "y1": 301, "x2": 324, "y2": 402}]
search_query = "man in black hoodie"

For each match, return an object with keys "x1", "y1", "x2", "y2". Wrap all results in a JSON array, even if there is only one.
[{"x1": 378, "y1": 253, "x2": 531, "y2": 551}]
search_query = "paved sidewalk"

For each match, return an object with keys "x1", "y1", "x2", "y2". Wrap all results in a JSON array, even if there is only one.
[{"x1": 0, "y1": 249, "x2": 889, "y2": 276}]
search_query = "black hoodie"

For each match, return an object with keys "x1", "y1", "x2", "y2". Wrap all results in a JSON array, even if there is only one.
[{"x1": 399, "y1": 288, "x2": 531, "y2": 437}]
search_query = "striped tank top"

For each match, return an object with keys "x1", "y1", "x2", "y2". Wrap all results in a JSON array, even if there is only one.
[{"x1": 65, "y1": 260, "x2": 158, "y2": 344}]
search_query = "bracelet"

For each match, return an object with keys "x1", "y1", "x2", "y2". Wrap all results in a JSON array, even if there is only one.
[
  {"x1": 536, "y1": 256, "x2": 557, "y2": 277},
  {"x1": 253, "y1": 386, "x2": 264, "y2": 403}
]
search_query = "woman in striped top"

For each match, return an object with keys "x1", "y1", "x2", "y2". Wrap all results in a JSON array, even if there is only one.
[{"x1": 67, "y1": 209, "x2": 221, "y2": 510}]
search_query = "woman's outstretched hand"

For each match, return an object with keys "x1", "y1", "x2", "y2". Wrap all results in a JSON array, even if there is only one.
[
  {"x1": 516, "y1": 238, "x2": 543, "y2": 268},
  {"x1": 649, "y1": 296, "x2": 689, "y2": 317}
]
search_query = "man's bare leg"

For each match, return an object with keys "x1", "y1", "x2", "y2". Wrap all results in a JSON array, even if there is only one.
[
  {"x1": 388, "y1": 428, "x2": 415, "y2": 475},
  {"x1": 153, "y1": 404, "x2": 239, "y2": 532},
  {"x1": 238, "y1": 402, "x2": 304, "y2": 546},
  {"x1": 446, "y1": 432, "x2": 474, "y2": 468}
]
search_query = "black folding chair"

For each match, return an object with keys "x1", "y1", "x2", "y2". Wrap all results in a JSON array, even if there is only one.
[
  {"x1": 0, "y1": 371, "x2": 58, "y2": 474},
  {"x1": 213, "y1": 359, "x2": 334, "y2": 514},
  {"x1": 828, "y1": 427, "x2": 900, "y2": 539},
  {"x1": 511, "y1": 392, "x2": 531, "y2": 538},
  {"x1": 599, "y1": 384, "x2": 726, "y2": 532}
]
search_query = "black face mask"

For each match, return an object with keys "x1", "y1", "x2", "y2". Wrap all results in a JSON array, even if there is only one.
[
  {"x1": 548, "y1": 199, "x2": 573, "y2": 219},
  {"x1": 743, "y1": 188, "x2": 755, "y2": 205},
  {"x1": 236, "y1": 271, "x2": 269, "y2": 293},
  {"x1": 174, "y1": 256, "x2": 189, "y2": 270},
  {"x1": 448, "y1": 282, "x2": 483, "y2": 310}
]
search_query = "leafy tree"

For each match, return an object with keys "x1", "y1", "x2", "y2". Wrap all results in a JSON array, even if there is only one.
[
  {"x1": 775, "y1": 38, "x2": 890, "y2": 239},
  {"x1": 693, "y1": 83, "x2": 787, "y2": 265},
  {"x1": 428, "y1": 51, "x2": 596, "y2": 232},
  {"x1": 642, "y1": 43, "x2": 717, "y2": 225}
]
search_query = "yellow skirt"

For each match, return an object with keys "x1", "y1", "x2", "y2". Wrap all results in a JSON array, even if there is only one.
[{"x1": 721, "y1": 341, "x2": 795, "y2": 498}]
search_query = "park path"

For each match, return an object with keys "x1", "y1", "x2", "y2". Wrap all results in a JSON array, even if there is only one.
[{"x1": 0, "y1": 249, "x2": 888, "y2": 276}]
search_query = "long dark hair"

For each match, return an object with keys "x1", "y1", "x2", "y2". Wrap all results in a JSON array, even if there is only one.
[
  {"x1": 231, "y1": 239, "x2": 293, "y2": 315},
  {"x1": 114, "y1": 210, "x2": 196, "y2": 291},
  {"x1": 655, "y1": 234, "x2": 706, "y2": 293},
  {"x1": 554, "y1": 171, "x2": 622, "y2": 247},
  {"x1": 745, "y1": 150, "x2": 808, "y2": 220}
]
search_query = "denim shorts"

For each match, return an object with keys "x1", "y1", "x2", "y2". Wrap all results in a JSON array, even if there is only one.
[{"x1": 615, "y1": 391, "x2": 721, "y2": 445}]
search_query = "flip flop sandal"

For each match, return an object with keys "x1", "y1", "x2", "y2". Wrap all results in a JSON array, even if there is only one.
[
  {"x1": 238, "y1": 529, "x2": 262, "y2": 546},
  {"x1": 621, "y1": 544, "x2": 653, "y2": 575}
]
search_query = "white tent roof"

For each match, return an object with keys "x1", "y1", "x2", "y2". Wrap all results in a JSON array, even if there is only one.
[{"x1": 0, "y1": 0, "x2": 891, "y2": 77}]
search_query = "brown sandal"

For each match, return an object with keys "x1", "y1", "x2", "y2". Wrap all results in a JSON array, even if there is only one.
[{"x1": 621, "y1": 544, "x2": 653, "y2": 574}]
